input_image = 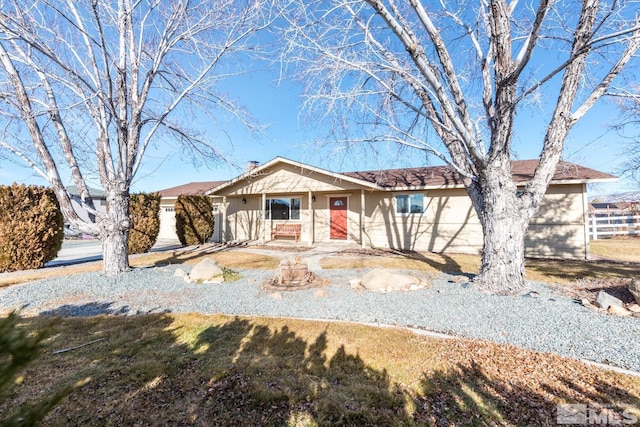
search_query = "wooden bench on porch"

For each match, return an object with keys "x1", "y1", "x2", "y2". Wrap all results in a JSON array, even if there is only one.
[{"x1": 271, "y1": 224, "x2": 302, "y2": 242}]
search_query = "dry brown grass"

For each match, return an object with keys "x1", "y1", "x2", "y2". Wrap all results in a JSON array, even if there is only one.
[
  {"x1": 590, "y1": 237, "x2": 640, "y2": 263},
  {"x1": 2, "y1": 238, "x2": 638, "y2": 291},
  {"x1": 326, "y1": 251, "x2": 481, "y2": 273},
  {"x1": 3, "y1": 313, "x2": 638, "y2": 426},
  {"x1": 321, "y1": 240, "x2": 640, "y2": 285},
  {"x1": 0, "y1": 248, "x2": 278, "y2": 288}
]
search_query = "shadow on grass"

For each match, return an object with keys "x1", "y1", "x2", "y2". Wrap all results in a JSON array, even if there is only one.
[
  {"x1": 148, "y1": 242, "x2": 242, "y2": 267},
  {"x1": 2, "y1": 306, "x2": 638, "y2": 426},
  {"x1": 526, "y1": 258, "x2": 640, "y2": 283}
]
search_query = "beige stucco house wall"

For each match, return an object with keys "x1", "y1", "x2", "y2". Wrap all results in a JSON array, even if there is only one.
[
  {"x1": 361, "y1": 184, "x2": 588, "y2": 258},
  {"x1": 205, "y1": 157, "x2": 613, "y2": 259}
]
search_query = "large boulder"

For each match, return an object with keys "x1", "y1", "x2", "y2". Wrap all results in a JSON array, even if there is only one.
[
  {"x1": 630, "y1": 277, "x2": 640, "y2": 305},
  {"x1": 189, "y1": 258, "x2": 224, "y2": 283},
  {"x1": 595, "y1": 290, "x2": 623, "y2": 310},
  {"x1": 359, "y1": 269, "x2": 423, "y2": 293}
]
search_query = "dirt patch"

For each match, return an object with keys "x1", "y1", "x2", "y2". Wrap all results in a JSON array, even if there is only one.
[
  {"x1": 553, "y1": 277, "x2": 636, "y2": 304},
  {"x1": 251, "y1": 245, "x2": 312, "y2": 252},
  {"x1": 261, "y1": 276, "x2": 331, "y2": 291},
  {"x1": 338, "y1": 247, "x2": 419, "y2": 257}
]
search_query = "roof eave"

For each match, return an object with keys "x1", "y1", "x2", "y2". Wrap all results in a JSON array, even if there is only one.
[
  {"x1": 206, "y1": 156, "x2": 381, "y2": 195},
  {"x1": 380, "y1": 177, "x2": 617, "y2": 192},
  {"x1": 544, "y1": 177, "x2": 618, "y2": 185}
]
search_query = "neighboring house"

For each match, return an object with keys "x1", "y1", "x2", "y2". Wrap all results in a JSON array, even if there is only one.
[
  {"x1": 200, "y1": 157, "x2": 614, "y2": 259},
  {"x1": 157, "y1": 181, "x2": 225, "y2": 241},
  {"x1": 590, "y1": 201, "x2": 640, "y2": 214},
  {"x1": 67, "y1": 185, "x2": 107, "y2": 223}
]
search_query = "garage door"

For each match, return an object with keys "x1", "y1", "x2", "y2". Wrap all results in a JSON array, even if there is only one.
[{"x1": 158, "y1": 206, "x2": 178, "y2": 240}]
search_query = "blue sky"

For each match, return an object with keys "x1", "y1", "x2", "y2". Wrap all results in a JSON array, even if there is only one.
[{"x1": 1, "y1": 57, "x2": 637, "y2": 197}]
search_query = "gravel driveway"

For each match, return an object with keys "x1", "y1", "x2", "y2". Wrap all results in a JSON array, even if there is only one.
[{"x1": 1, "y1": 260, "x2": 639, "y2": 373}]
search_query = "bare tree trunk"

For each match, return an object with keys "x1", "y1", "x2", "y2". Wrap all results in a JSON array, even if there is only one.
[
  {"x1": 100, "y1": 188, "x2": 130, "y2": 275},
  {"x1": 472, "y1": 163, "x2": 530, "y2": 294}
]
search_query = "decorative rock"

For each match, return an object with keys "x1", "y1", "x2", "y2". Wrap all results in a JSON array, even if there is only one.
[
  {"x1": 359, "y1": 269, "x2": 422, "y2": 293},
  {"x1": 313, "y1": 289, "x2": 328, "y2": 298},
  {"x1": 608, "y1": 305, "x2": 632, "y2": 317},
  {"x1": 279, "y1": 257, "x2": 308, "y2": 284},
  {"x1": 630, "y1": 277, "x2": 640, "y2": 305},
  {"x1": 349, "y1": 278, "x2": 362, "y2": 289},
  {"x1": 268, "y1": 292, "x2": 283, "y2": 300},
  {"x1": 595, "y1": 291, "x2": 623, "y2": 310},
  {"x1": 174, "y1": 268, "x2": 187, "y2": 278},
  {"x1": 627, "y1": 304, "x2": 640, "y2": 313},
  {"x1": 449, "y1": 275, "x2": 469, "y2": 284},
  {"x1": 189, "y1": 258, "x2": 224, "y2": 283},
  {"x1": 581, "y1": 299, "x2": 597, "y2": 310}
]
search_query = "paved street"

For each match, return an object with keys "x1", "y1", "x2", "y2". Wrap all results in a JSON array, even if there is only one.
[{"x1": 46, "y1": 238, "x2": 182, "y2": 267}]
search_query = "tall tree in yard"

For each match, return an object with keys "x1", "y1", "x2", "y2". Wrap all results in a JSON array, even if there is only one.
[
  {"x1": 280, "y1": 0, "x2": 640, "y2": 293},
  {"x1": 0, "y1": 0, "x2": 270, "y2": 275},
  {"x1": 614, "y1": 84, "x2": 640, "y2": 184}
]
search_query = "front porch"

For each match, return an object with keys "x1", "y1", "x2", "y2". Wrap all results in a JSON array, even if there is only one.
[{"x1": 218, "y1": 189, "x2": 370, "y2": 248}]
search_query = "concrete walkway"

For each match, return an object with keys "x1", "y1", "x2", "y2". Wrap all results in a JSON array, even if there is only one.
[
  {"x1": 236, "y1": 241, "x2": 361, "y2": 270},
  {"x1": 40, "y1": 239, "x2": 358, "y2": 270}
]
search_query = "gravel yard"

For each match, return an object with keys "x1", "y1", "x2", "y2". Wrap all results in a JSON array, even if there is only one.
[{"x1": 1, "y1": 264, "x2": 639, "y2": 373}]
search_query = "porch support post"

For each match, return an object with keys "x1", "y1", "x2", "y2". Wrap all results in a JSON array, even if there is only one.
[
  {"x1": 262, "y1": 192, "x2": 267, "y2": 244},
  {"x1": 582, "y1": 183, "x2": 591, "y2": 260},
  {"x1": 308, "y1": 190, "x2": 314, "y2": 246},
  {"x1": 360, "y1": 189, "x2": 366, "y2": 248},
  {"x1": 221, "y1": 196, "x2": 227, "y2": 243}
]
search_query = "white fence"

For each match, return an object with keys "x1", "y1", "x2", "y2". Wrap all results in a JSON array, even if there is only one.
[{"x1": 589, "y1": 212, "x2": 640, "y2": 240}]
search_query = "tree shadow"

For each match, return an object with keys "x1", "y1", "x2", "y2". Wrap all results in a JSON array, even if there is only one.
[
  {"x1": 192, "y1": 323, "x2": 412, "y2": 425},
  {"x1": 3, "y1": 311, "x2": 639, "y2": 426},
  {"x1": 415, "y1": 361, "x2": 639, "y2": 426},
  {"x1": 39, "y1": 302, "x2": 135, "y2": 317},
  {"x1": 149, "y1": 241, "x2": 248, "y2": 267}
]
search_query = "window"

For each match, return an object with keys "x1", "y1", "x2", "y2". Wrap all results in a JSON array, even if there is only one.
[
  {"x1": 395, "y1": 194, "x2": 424, "y2": 214},
  {"x1": 265, "y1": 198, "x2": 300, "y2": 220}
]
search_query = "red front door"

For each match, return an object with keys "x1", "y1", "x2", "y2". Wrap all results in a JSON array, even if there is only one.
[{"x1": 330, "y1": 197, "x2": 348, "y2": 240}]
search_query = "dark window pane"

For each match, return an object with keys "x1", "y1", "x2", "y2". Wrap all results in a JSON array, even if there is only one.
[
  {"x1": 396, "y1": 195, "x2": 408, "y2": 214},
  {"x1": 291, "y1": 198, "x2": 300, "y2": 219}
]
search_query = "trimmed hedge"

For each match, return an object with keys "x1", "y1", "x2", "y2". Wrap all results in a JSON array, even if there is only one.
[
  {"x1": 0, "y1": 184, "x2": 64, "y2": 272},
  {"x1": 128, "y1": 192, "x2": 161, "y2": 254},
  {"x1": 175, "y1": 195, "x2": 214, "y2": 245}
]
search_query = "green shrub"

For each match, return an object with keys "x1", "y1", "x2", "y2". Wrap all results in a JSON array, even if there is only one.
[
  {"x1": 128, "y1": 192, "x2": 161, "y2": 254},
  {"x1": 175, "y1": 195, "x2": 214, "y2": 245},
  {"x1": 0, "y1": 184, "x2": 64, "y2": 272}
]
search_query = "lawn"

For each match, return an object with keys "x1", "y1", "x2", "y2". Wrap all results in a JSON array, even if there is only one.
[
  {"x1": 2, "y1": 314, "x2": 639, "y2": 426},
  {"x1": 0, "y1": 247, "x2": 279, "y2": 288},
  {"x1": 320, "y1": 238, "x2": 640, "y2": 285},
  {"x1": 2, "y1": 239, "x2": 640, "y2": 424},
  {"x1": 591, "y1": 237, "x2": 640, "y2": 263},
  {"x1": 2, "y1": 238, "x2": 637, "y2": 289}
]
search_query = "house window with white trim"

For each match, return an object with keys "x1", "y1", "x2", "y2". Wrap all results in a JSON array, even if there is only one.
[
  {"x1": 265, "y1": 198, "x2": 301, "y2": 220},
  {"x1": 395, "y1": 194, "x2": 424, "y2": 214}
]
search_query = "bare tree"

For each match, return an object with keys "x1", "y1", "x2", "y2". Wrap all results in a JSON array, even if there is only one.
[
  {"x1": 279, "y1": 0, "x2": 640, "y2": 293},
  {"x1": 611, "y1": 84, "x2": 640, "y2": 183},
  {"x1": 0, "y1": 0, "x2": 271, "y2": 275}
]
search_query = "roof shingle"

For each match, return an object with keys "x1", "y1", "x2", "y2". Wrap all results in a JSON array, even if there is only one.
[
  {"x1": 342, "y1": 160, "x2": 615, "y2": 188},
  {"x1": 157, "y1": 181, "x2": 225, "y2": 197}
]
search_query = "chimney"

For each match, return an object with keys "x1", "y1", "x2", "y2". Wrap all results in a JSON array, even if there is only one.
[{"x1": 247, "y1": 160, "x2": 259, "y2": 172}]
